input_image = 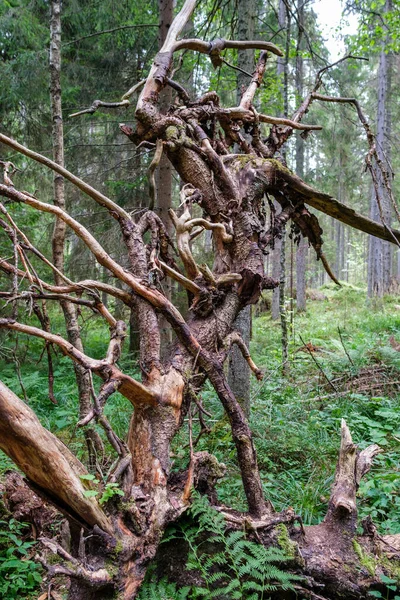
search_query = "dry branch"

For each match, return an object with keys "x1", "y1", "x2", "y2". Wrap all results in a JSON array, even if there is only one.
[
  {"x1": 0, "y1": 134, "x2": 131, "y2": 221},
  {"x1": 0, "y1": 319, "x2": 157, "y2": 407}
]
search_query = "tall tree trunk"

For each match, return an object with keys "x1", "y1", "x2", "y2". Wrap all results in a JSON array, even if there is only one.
[
  {"x1": 227, "y1": 0, "x2": 256, "y2": 417},
  {"x1": 295, "y1": 0, "x2": 307, "y2": 312},
  {"x1": 335, "y1": 220, "x2": 342, "y2": 279},
  {"x1": 50, "y1": 0, "x2": 99, "y2": 465},
  {"x1": 272, "y1": 0, "x2": 289, "y2": 321},
  {"x1": 368, "y1": 0, "x2": 392, "y2": 298},
  {"x1": 273, "y1": 0, "x2": 290, "y2": 372}
]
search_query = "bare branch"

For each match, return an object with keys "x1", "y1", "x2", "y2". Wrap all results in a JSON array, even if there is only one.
[
  {"x1": 148, "y1": 139, "x2": 163, "y2": 210},
  {"x1": 0, "y1": 134, "x2": 131, "y2": 221},
  {"x1": 0, "y1": 160, "x2": 20, "y2": 186},
  {"x1": 224, "y1": 331, "x2": 263, "y2": 380},
  {"x1": 0, "y1": 318, "x2": 158, "y2": 407},
  {"x1": 178, "y1": 104, "x2": 322, "y2": 130},
  {"x1": 240, "y1": 51, "x2": 268, "y2": 110},
  {"x1": 172, "y1": 38, "x2": 283, "y2": 60},
  {"x1": 121, "y1": 78, "x2": 146, "y2": 101},
  {"x1": 0, "y1": 258, "x2": 133, "y2": 305},
  {"x1": 37, "y1": 537, "x2": 112, "y2": 587},
  {"x1": 63, "y1": 23, "x2": 158, "y2": 46},
  {"x1": 69, "y1": 98, "x2": 130, "y2": 118},
  {"x1": 157, "y1": 259, "x2": 202, "y2": 294}
]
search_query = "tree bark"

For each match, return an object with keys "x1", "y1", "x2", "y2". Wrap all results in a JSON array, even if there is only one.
[
  {"x1": 368, "y1": 0, "x2": 393, "y2": 298},
  {"x1": 227, "y1": 0, "x2": 256, "y2": 416},
  {"x1": 0, "y1": 381, "x2": 112, "y2": 534},
  {"x1": 228, "y1": 306, "x2": 251, "y2": 416},
  {"x1": 157, "y1": 0, "x2": 174, "y2": 355},
  {"x1": 50, "y1": 0, "x2": 99, "y2": 463},
  {"x1": 272, "y1": 0, "x2": 290, "y2": 321},
  {"x1": 295, "y1": 0, "x2": 307, "y2": 312}
]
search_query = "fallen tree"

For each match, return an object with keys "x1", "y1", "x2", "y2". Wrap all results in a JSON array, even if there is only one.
[{"x1": 0, "y1": 0, "x2": 400, "y2": 597}]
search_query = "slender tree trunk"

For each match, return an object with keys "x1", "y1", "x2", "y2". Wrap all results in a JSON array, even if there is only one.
[
  {"x1": 368, "y1": 0, "x2": 392, "y2": 298},
  {"x1": 276, "y1": 1, "x2": 290, "y2": 371},
  {"x1": 272, "y1": 0, "x2": 289, "y2": 321},
  {"x1": 228, "y1": 0, "x2": 256, "y2": 417},
  {"x1": 295, "y1": 0, "x2": 307, "y2": 311},
  {"x1": 50, "y1": 0, "x2": 99, "y2": 464}
]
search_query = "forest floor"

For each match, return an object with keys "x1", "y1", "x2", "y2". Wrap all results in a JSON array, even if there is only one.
[
  {"x1": 172, "y1": 282, "x2": 400, "y2": 534},
  {"x1": 0, "y1": 283, "x2": 399, "y2": 597}
]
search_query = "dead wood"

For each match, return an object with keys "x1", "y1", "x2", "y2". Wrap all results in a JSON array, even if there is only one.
[{"x1": 1, "y1": 0, "x2": 400, "y2": 597}]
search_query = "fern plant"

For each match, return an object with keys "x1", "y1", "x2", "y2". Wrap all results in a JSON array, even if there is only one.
[
  {"x1": 138, "y1": 492, "x2": 301, "y2": 599},
  {"x1": 137, "y1": 575, "x2": 191, "y2": 600}
]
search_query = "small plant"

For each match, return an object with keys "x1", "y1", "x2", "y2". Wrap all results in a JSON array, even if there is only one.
[
  {"x1": 368, "y1": 574, "x2": 400, "y2": 599},
  {"x1": 0, "y1": 518, "x2": 42, "y2": 599},
  {"x1": 99, "y1": 482, "x2": 125, "y2": 505},
  {"x1": 137, "y1": 574, "x2": 191, "y2": 600},
  {"x1": 79, "y1": 474, "x2": 124, "y2": 504},
  {"x1": 139, "y1": 492, "x2": 301, "y2": 599}
]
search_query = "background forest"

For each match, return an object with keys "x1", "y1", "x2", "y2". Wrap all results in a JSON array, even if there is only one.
[{"x1": 0, "y1": 0, "x2": 399, "y2": 598}]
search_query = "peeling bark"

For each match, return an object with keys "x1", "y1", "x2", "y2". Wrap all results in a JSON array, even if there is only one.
[{"x1": 0, "y1": 381, "x2": 112, "y2": 534}]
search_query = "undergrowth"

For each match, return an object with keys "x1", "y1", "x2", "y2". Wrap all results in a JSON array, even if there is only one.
[
  {"x1": 0, "y1": 518, "x2": 42, "y2": 599},
  {"x1": 0, "y1": 285, "x2": 399, "y2": 599},
  {"x1": 171, "y1": 285, "x2": 400, "y2": 532},
  {"x1": 138, "y1": 492, "x2": 301, "y2": 599}
]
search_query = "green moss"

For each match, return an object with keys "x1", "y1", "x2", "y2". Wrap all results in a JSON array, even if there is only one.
[
  {"x1": 266, "y1": 158, "x2": 292, "y2": 174},
  {"x1": 229, "y1": 154, "x2": 255, "y2": 171},
  {"x1": 46, "y1": 553, "x2": 60, "y2": 565},
  {"x1": 352, "y1": 539, "x2": 376, "y2": 576},
  {"x1": 236, "y1": 154, "x2": 254, "y2": 165},
  {"x1": 379, "y1": 555, "x2": 400, "y2": 583},
  {"x1": 275, "y1": 523, "x2": 297, "y2": 559},
  {"x1": 165, "y1": 125, "x2": 179, "y2": 140},
  {"x1": 114, "y1": 540, "x2": 124, "y2": 555},
  {"x1": 105, "y1": 558, "x2": 119, "y2": 578}
]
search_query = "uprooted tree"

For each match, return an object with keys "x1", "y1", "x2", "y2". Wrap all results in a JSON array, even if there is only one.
[{"x1": 1, "y1": 0, "x2": 400, "y2": 597}]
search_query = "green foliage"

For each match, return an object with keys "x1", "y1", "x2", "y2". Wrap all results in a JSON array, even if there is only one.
[
  {"x1": 367, "y1": 574, "x2": 400, "y2": 599},
  {"x1": 139, "y1": 492, "x2": 300, "y2": 599},
  {"x1": 137, "y1": 576, "x2": 191, "y2": 600},
  {"x1": 168, "y1": 287, "x2": 400, "y2": 532},
  {"x1": 79, "y1": 474, "x2": 124, "y2": 504},
  {"x1": 0, "y1": 519, "x2": 42, "y2": 599},
  {"x1": 99, "y1": 482, "x2": 125, "y2": 505},
  {"x1": 349, "y1": 0, "x2": 400, "y2": 54}
]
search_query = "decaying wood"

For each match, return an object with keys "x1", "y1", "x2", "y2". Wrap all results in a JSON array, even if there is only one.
[
  {"x1": 0, "y1": 381, "x2": 112, "y2": 534},
  {"x1": 324, "y1": 420, "x2": 382, "y2": 532},
  {"x1": 1, "y1": 0, "x2": 400, "y2": 597}
]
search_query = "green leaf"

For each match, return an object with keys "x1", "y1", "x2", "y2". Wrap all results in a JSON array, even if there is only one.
[
  {"x1": 79, "y1": 473, "x2": 98, "y2": 482},
  {"x1": 83, "y1": 490, "x2": 99, "y2": 498}
]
